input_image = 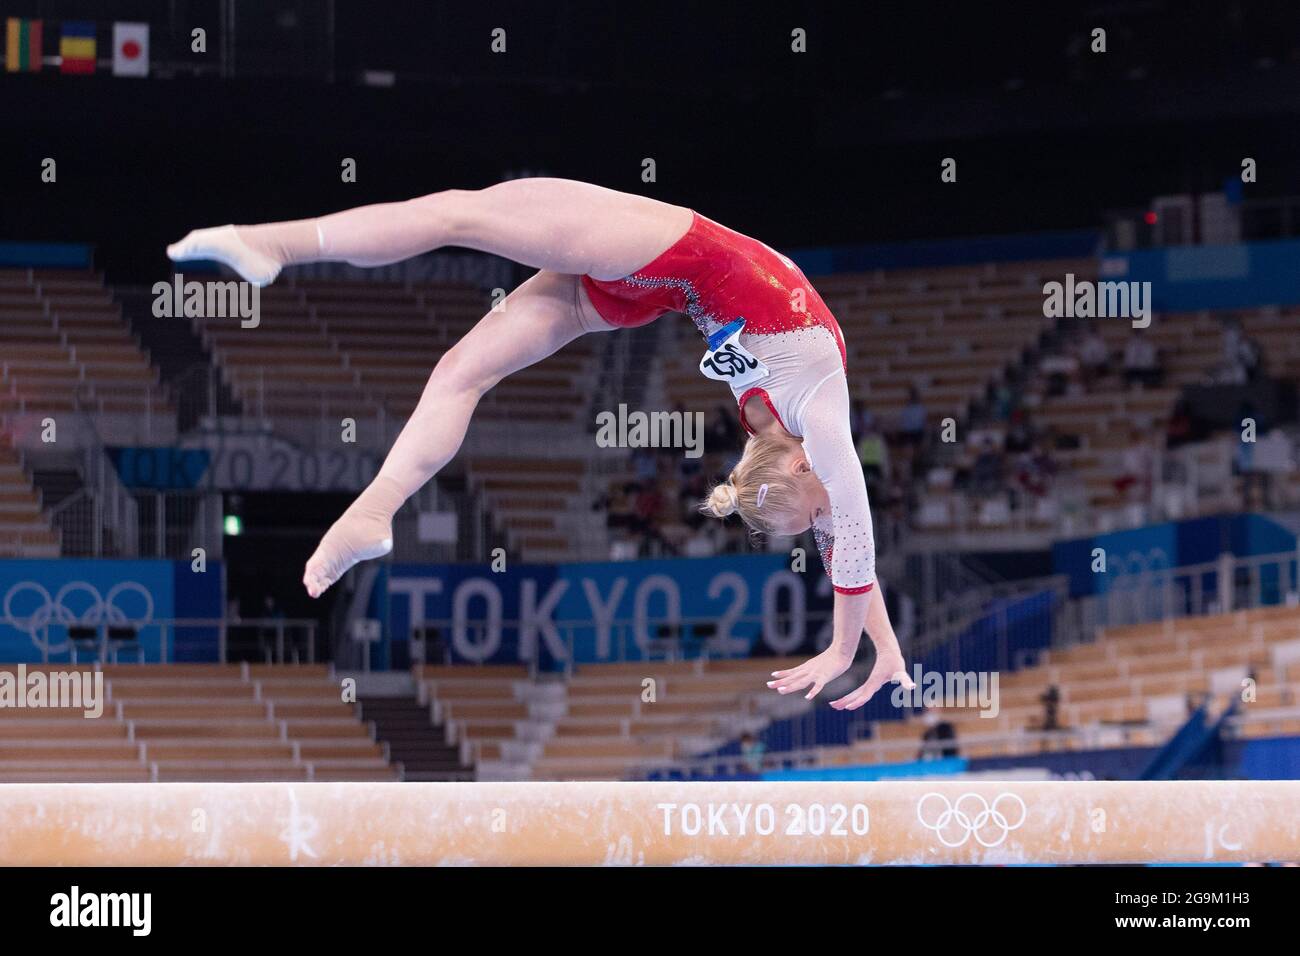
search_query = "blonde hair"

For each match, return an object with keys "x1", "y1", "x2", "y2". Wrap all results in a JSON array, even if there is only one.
[{"x1": 701, "y1": 431, "x2": 804, "y2": 535}]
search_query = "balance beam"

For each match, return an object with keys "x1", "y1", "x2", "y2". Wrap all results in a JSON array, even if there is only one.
[{"x1": 2, "y1": 780, "x2": 1298, "y2": 865}]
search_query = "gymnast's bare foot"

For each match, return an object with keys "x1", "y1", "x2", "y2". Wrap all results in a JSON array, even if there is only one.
[
  {"x1": 167, "y1": 225, "x2": 285, "y2": 287},
  {"x1": 301, "y1": 477, "x2": 406, "y2": 598}
]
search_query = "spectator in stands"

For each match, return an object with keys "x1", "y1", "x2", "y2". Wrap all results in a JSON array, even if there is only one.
[
  {"x1": 1038, "y1": 422, "x2": 1064, "y2": 451},
  {"x1": 856, "y1": 419, "x2": 890, "y2": 500},
  {"x1": 1220, "y1": 319, "x2": 1262, "y2": 384},
  {"x1": 1005, "y1": 408, "x2": 1035, "y2": 454},
  {"x1": 1241, "y1": 336, "x2": 1262, "y2": 381},
  {"x1": 1077, "y1": 321, "x2": 1110, "y2": 386},
  {"x1": 632, "y1": 447, "x2": 658, "y2": 484},
  {"x1": 1039, "y1": 685, "x2": 1062, "y2": 732},
  {"x1": 1114, "y1": 426, "x2": 1156, "y2": 502},
  {"x1": 676, "y1": 448, "x2": 704, "y2": 487},
  {"x1": 1039, "y1": 349, "x2": 1080, "y2": 398},
  {"x1": 918, "y1": 709, "x2": 958, "y2": 760},
  {"x1": 679, "y1": 470, "x2": 709, "y2": 527},
  {"x1": 970, "y1": 434, "x2": 1005, "y2": 496},
  {"x1": 739, "y1": 732, "x2": 766, "y2": 773},
  {"x1": 603, "y1": 481, "x2": 639, "y2": 533},
  {"x1": 1234, "y1": 400, "x2": 1276, "y2": 510},
  {"x1": 1013, "y1": 442, "x2": 1057, "y2": 503},
  {"x1": 989, "y1": 375, "x2": 1018, "y2": 422},
  {"x1": 681, "y1": 521, "x2": 724, "y2": 557},
  {"x1": 853, "y1": 402, "x2": 877, "y2": 438},
  {"x1": 947, "y1": 440, "x2": 975, "y2": 494},
  {"x1": 1122, "y1": 332, "x2": 1162, "y2": 388},
  {"x1": 706, "y1": 404, "x2": 739, "y2": 451},
  {"x1": 882, "y1": 480, "x2": 909, "y2": 550},
  {"x1": 257, "y1": 594, "x2": 286, "y2": 659},
  {"x1": 631, "y1": 482, "x2": 672, "y2": 556},
  {"x1": 1165, "y1": 398, "x2": 1195, "y2": 449},
  {"x1": 897, "y1": 387, "x2": 928, "y2": 460}
]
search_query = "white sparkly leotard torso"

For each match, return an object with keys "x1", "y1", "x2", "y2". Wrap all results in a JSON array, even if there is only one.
[{"x1": 582, "y1": 211, "x2": 876, "y2": 594}]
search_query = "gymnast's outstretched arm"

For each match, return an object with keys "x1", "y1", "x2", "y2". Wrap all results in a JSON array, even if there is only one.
[
  {"x1": 766, "y1": 370, "x2": 913, "y2": 705},
  {"x1": 766, "y1": 585, "x2": 913, "y2": 706},
  {"x1": 829, "y1": 583, "x2": 914, "y2": 711}
]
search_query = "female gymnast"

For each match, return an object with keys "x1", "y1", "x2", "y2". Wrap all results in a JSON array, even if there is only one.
[{"x1": 168, "y1": 178, "x2": 914, "y2": 709}]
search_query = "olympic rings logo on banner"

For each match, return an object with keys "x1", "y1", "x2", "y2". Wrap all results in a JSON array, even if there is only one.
[
  {"x1": 2, "y1": 581, "x2": 155, "y2": 654},
  {"x1": 916, "y1": 792, "x2": 1027, "y2": 848}
]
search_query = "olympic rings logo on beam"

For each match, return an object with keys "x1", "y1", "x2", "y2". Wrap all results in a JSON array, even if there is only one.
[
  {"x1": 916, "y1": 792, "x2": 1027, "y2": 848},
  {"x1": 2, "y1": 581, "x2": 156, "y2": 655}
]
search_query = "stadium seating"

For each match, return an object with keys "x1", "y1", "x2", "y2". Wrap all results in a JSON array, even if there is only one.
[
  {"x1": 0, "y1": 664, "x2": 398, "y2": 782},
  {"x1": 417, "y1": 658, "x2": 796, "y2": 780},
  {"x1": 171, "y1": 262, "x2": 1300, "y2": 557},
  {"x1": 196, "y1": 278, "x2": 600, "y2": 425},
  {"x1": 642, "y1": 257, "x2": 1097, "y2": 550},
  {"x1": 1040, "y1": 309, "x2": 1217, "y2": 514},
  {"x1": 819, "y1": 605, "x2": 1300, "y2": 766},
  {"x1": 0, "y1": 269, "x2": 170, "y2": 420},
  {"x1": 664, "y1": 257, "x2": 1092, "y2": 426},
  {"x1": 465, "y1": 456, "x2": 603, "y2": 562},
  {"x1": 1242, "y1": 305, "x2": 1300, "y2": 380},
  {"x1": 0, "y1": 438, "x2": 58, "y2": 557},
  {"x1": 194, "y1": 277, "x2": 607, "y2": 560}
]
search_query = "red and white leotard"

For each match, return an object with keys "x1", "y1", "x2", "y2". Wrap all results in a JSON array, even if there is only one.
[{"x1": 582, "y1": 211, "x2": 875, "y2": 594}]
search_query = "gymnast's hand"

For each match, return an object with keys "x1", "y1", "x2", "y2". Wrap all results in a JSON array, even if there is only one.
[
  {"x1": 767, "y1": 645, "x2": 856, "y2": 701},
  {"x1": 828, "y1": 650, "x2": 915, "y2": 711}
]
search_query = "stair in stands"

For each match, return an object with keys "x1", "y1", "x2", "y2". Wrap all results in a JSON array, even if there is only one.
[
  {"x1": 358, "y1": 696, "x2": 473, "y2": 781},
  {"x1": 114, "y1": 285, "x2": 242, "y2": 430},
  {"x1": 29, "y1": 467, "x2": 109, "y2": 557},
  {"x1": 0, "y1": 440, "x2": 60, "y2": 557},
  {"x1": 30, "y1": 468, "x2": 81, "y2": 511}
]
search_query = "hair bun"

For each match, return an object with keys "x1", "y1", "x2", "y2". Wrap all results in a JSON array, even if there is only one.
[{"x1": 705, "y1": 483, "x2": 739, "y2": 518}]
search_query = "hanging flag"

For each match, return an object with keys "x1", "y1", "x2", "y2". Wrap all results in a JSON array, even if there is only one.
[
  {"x1": 59, "y1": 21, "x2": 95, "y2": 74},
  {"x1": 5, "y1": 18, "x2": 42, "y2": 72},
  {"x1": 111, "y1": 22, "x2": 148, "y2": 77}
]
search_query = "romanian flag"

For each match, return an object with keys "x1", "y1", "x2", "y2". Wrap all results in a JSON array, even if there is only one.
[
  {"x1": 59, "y1": 20, "x2": 95, "y2": 74},
  {"x1": 5, "y1": 18, "x2": 42, "y2": 72}
]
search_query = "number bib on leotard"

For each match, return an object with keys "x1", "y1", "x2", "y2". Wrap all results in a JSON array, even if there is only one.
[{"x1": 699, "y1": 318, "x2": 769, "y2": 389}]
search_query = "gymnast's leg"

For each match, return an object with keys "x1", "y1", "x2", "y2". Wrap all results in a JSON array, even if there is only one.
[
  {"x1": 301, "y1": 271, "x2": 609, "y2": 598},
  {"x1": 167, "y1": 179, "x2": 693, "y2": 596},
  {"x1": 168, "y1": 177, "x2": 693, "y2": 284}
]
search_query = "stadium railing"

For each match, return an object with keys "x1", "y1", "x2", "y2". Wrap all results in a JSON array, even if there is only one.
[
  {"x1": 1076, "y1": 547, "x2": 1300, "y2": 634},
  {"x1": 21, "y1": 617, "x2": 320, "y2": 666}
]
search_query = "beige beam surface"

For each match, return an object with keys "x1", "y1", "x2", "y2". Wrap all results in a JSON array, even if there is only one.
[{"x1": 1, "y1": 780, "x2": 1298, "y2": 865}]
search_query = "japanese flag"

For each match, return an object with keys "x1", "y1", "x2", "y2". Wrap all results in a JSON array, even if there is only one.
[{"x1": 112, "y1": 22, "x2": 148, "y2": 77}]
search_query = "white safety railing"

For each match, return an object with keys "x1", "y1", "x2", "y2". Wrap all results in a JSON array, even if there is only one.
[
  {"x1": 33, "y1": 616, "x2": 318, "y2": 665},
  {"x1": 1075, "y1": 547, "x2": 1300, "y2": 634}
]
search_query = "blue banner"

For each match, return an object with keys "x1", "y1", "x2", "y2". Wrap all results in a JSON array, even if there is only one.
[
  {"x1": 376, "y1": 554, "x2": 833, "y2": 668},
  {"x1": 1111, "y1": 237, "x2": 1300, "y2": 312},
  {"x1": 0, "y1": 559, "x2": 222, "y2": 663},
  {"x1": 0, "y1": 240, "x2": 92, "y2": 268},
  {"x1": 1053, "y1": 514, "x2": 1297, "y2": 597},
  {"x1": 109, "y1": 448, "x2": 212, "y2": 489},
  {"x1": 763, "y1": 757, "x2": 969, "y2": 781},
  {"x1": 792, "y1": 229, "x2": 1101, "y2": 277}
]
